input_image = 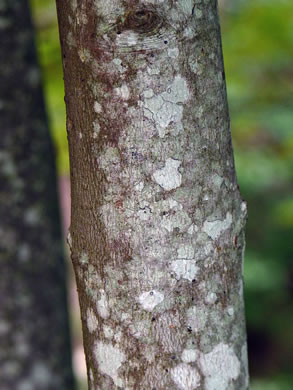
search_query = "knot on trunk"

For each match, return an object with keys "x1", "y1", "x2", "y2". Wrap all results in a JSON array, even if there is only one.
[{"x1": 119, "y1": 7, "x2": 162, "y2": 34}]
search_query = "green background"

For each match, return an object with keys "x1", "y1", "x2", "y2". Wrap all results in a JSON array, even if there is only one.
[{"x1": 30, "y1": 0, "x2": 293, "y2": 388}]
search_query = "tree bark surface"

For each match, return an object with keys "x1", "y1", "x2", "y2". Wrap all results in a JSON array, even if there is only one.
[
  {"x1": 56, "y1": 0, "x2": 249, "y2": 389},
  {"x1": 0, "y1": 1, "x2": 74, "y2": 388}
]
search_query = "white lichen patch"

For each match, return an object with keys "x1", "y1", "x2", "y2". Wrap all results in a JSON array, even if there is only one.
[
  {"x1": 168, "y1": 47, "x2": 179, "y2": 58},
  {"x1": 115, "y1": 84, "x2": 130, "y2": 100},
  {"x1": 94, "y1": 101, "x2": 102, "y2": 113},
  {"x1": 183, "y1": 26, "x2": 194, "y2": 39},
  {"x1": 121, "y1": 312, "x2": 131, "y2": 323},
  {"x1": 134, "y1": 181, "x2": 144, "y2": 192},
  {"x1": 170, "y1": 260, "x2": 199, "y2": 282},
  {"x1": 143, "y1": 89, "x2": 154, "y2": 99},
  {"x1": 147, "y1": 66, "x2": 160, "y2": 75},
  {"x1": 94, "y1": 342, "x2": 125, "y2": 387},
  {"x1": 103, "y1": 324, "x2": 114, "y2": 339},
  {"x1": 80, "y1": 252, "x2": 89, "y2": 264},
  {"x1": 97, "y1": 290, "x2": 110, "y2": 319},
  {"x1": 202, "y1": 212, "x2": 232, "y2": 240},
  {"x1": 211, "y1": 173, "x2": 224, "y2": 188},
  {"x1": 143, "y1": 75, "x2": 189, "y2": 137},
  {"x1": 182, "y1": 348, "x2": 199, "y2": 363},
  {"x1": 205, "y1": 292, "x2": 217, "y2": 304},
  {"x1": 112, "y1": 58, "x2": 126, "y2": 73},
  {"x1": 199, "y1": 343, "x2": 240, "y2": 390},
  {"x1": 162, "y1": 75, "x2": 190, "y2": 104},
  {"x1": 93, "y1": 120, "x2": 100, "y2": 138},
  {"x1": 168, "y1": 198, "x2": 183, "y2": 210},
  {"x1": 144, "y1": 95, "x2": 183, "y2": 137},
  {"x1": 138, "y1": 290, "x2": 164, "y2": 311},
  {"x1": 171, "y1": 363, "x2": 200, "y2": 390},
  {"x1": 152, "y1": 158, "x2": 182, "y2": 191},
  {"x1": 227, "y1": 307, "x2": 234, "y2": 316},
  {"x1": 137, "y1": 207, "x2": 152, "y2": 221},
  {"x1": 241, "y1": 201, "x2": 247, "y2": 213},
  {"x1": 87, "y1": 308, "x2": 98, "y2": 333},
  {"x1": 188, "y1": 224, "x2": 199, "y2": 235}
]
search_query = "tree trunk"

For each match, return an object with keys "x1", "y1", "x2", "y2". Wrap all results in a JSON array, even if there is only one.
[
  {"x1": 0, "y1": 1, "x2": 74, "y2": 388},
  {"x1": 56, "y1": 0, "x2": 249, "y2": 388}
]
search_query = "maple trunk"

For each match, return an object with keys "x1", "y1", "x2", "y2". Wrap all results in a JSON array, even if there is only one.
[{"x1": 56, "y1": 0, "x2": 249, "y2": 388}]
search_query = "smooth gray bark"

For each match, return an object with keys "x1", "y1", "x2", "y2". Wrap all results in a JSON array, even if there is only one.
[
  {"x1": 0, "y1": 1, "x2": 74, "y2": 388},
  {"x1": 56, "y1": 0, "x2": 249, "y2": 388}
]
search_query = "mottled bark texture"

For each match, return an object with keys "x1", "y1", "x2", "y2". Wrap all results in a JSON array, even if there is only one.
[
  {"x1": 0, "y1": 1, "x2": 74, "y2": 389},
  {"x1": 56, "y1": 0, "x2": 249, "y2": 389}
]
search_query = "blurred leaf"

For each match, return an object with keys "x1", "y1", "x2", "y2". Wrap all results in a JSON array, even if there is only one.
[
  {"x1": 251, "y1": 376, "x2": 293, "y2": 390},
  {"x1": 272, "y1": 198, "x2": 293, "y2": 227},
  {"x1": 235, "y1": 149, "x2": 292, "y2": 194},
  {"x1": 30, "y1": 0, "x2": 68, "y2": 174},
  {"x1": 244, "y1": 251, "x2": 285, "y2": 292}
]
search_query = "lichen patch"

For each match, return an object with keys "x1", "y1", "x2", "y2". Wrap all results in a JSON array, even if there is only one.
[
  {"x1": 205, "y1": 292, "x2": 217, "y2": 305},
  {"x1": 170, "y1": 260, "x2": 199, "y2": 282},
  {"x1": 161, "y1": 75, "x2": 190, "y2": 104},
  {"x1": 94, "y1": 101, "x2": 102, "y2": 113},
  {"x1": 202, "y1": 212, "x2": 232, "y2": 240},
  {"x1": 138, "y1": 290, "x2": 164, "y2": 311},
  {"x1": 80, "y1": 252, "x2": 89, "y2": 264},
  {"x1": 103, "y1": 324, "x2": 114, "y2": 339},
  {"x1": 181, "y1": 348, "x2": 198, "y2": 363},
  {"x1": 199, "y1": 343, "x2": 240, "y2": 390},
  {"x1": 97, "y1": 289, "x2": 110, "y2": 319},
  {"x1": 168, "y1": 47, "x2": 179, "y2": 58},
  {"x1": 115, "y1": 84, "x2": 130, "y2": 100},
  {"x1": 94, "y1": 342, "x2": 125, "y2": 387},
  {"x1": 87, "y1": 308, "x2": 98, "y2": 333},
  {"x1": 143, "y1": 75, "x2": 189, "y2": 138},
  {"x1": 152, "y1": 158, "x2": 182, "y2": 191},
  {"x1": 171, "y1": 363, "x2": 200, "y2": 389}
]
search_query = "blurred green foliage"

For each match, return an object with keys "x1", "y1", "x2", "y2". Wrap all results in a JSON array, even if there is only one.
[
  {"x1": 30, "y1": 0, "x2": 68, "y2": 173},
  {"x1": 220, "y1": 0, "x2": 293, "y2": 386},
  {"x1": 30, "y1": 0, "x2": 293, "y2": 388}
]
